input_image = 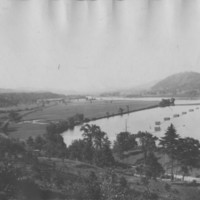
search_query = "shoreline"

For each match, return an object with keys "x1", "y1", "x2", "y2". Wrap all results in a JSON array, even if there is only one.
[
  {"x1": 72, "y1": 102, "x2": 200, "y2": 129},
  {"x1": 89, "y1": 104, "x2": 159, "y2": 122}
]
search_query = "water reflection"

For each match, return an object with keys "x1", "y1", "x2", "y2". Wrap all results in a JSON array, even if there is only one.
[{"x1": 63, "y1": 103, "x2": 200, "y2": 145}]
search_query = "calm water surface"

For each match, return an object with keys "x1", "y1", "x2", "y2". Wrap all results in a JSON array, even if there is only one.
[{"x1": 63, "y1": 101, "x2": 200, "y2": 145}]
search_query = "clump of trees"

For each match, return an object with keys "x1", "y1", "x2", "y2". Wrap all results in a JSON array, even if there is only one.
[
  {"x1": 27, "y1": 123, "x2": 115, "y2": 167},
  {"x1": 0, "y1": 136, "x2": 40, "y2": 200},
  {"x1": 45, "y1": 113, "x2": 86, "y2": 134},
  {"x1": 159, "y1": 98, "x2": 175, "y2": 107},
  {"x1": 9, "y1": 111, "x2": 22, "y2": 122},
  {"x1": 27, "y1": 131, "x2": 67, "y2": 159},
  {"x1": 159, "y1": 124, "x2": 180, "y2": 181},
  {"x1": 119, "y1": 107, "x2": 124, "y2": 115},
  {"x1": 113, "y1": 132, "x2": 137, "y2": 158},
  {"x1": 1, "y1": 120, "x2": 200, "y2": 200},
  {"x1": 159, "y1": 124, "x2": 200, "y2": 181},
  {"x1": 135, "y1": 131, "x2": 164, "y2": 199},
  {"x1": 0, "y1": 92, "x2": 66, "y2": 107},
  {"x1": 112, "y1": 124, "x2": 200, "y2": 198},
  {"x1": 177, "y1": 137, "x2": 200, "y2": 180},
  {"x1": 68, "y1": 124, "x2": 115, "y2": 167},
  {"x1": 27, "y1": 121, "x2": 200, "y2": 184}
]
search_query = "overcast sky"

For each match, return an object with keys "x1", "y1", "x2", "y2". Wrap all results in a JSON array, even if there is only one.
[{"x1": 0, "y1": 0, "x2": 200, "y2": 94}]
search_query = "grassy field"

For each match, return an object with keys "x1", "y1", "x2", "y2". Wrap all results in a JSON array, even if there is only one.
[
  {"x1": 8, "y1": 99, "x2": 158, "y2": 140},
  {"x1": 23, "y1": 100, "x2": 158, "y2": 121},
  {"x1": 38, "y1": 157, "x2": 200, "y2": 200},
  {"x1": 10, "y1": 123, "x2": 46, "y2": 139}
]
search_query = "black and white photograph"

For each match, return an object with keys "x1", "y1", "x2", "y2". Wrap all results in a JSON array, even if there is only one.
[{"x1": 1, "y1": 0, "x2": 200, "y2": 199}]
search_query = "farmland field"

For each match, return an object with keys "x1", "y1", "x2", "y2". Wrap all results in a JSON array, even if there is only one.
[
  {"x1": 23, "y1": 100, "x2": 158, "y2": 121},
  {"x1": 9, "y1": 99, "x2": 159, "y2": 140}
]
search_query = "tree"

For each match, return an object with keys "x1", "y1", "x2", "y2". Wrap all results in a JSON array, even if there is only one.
[
  {"x1": 135, "y1": 132, "x2": 160, "y2": 198},
  {"x1": 75, "y1": 113, "x2": 84, "y2": 122},
  {"x1": 100, "y1": 170, "x2": 133, "y2": 200},
  {"x1": 136, "y1": 131, "x2": 157, "y2": 167},
  {"x1": 177, "y1": 137, "x2": 200, "y2": 181},
  {"x1": 126, "y1": 105, "x2": 130, "y2": 113},
  {"x1": 9, "y1": 111, "x2": 22, "y2": 122},
  {"x1": 68, "y1": 117, "x2": 75, "y2": 129},
  {"x1": 81, "y1": 124, "x2": 95, "y2": 163},
  {"x1": 93, "y1": 137, "x2": 115, "y2": 167},
  {"x1": 0, "y1": 136, "x2": 25, "y2": 160},
  {"x1": 46, "y1": 122, "x2": 57, "y2": 135},
  {"x1": 119, "y1": 107, "x2": 124, "y2": 115},
  {"x1": 145, "y1": 152, "x2": 164, "y2": 179},
  {"x1": 0, "y1": 163, "x2": 21, "y2": 199},
  {"x1": 80, "y1": 124, "x2": 115, "y2": 166},
  {"x1": 106, "y1": 112, "x2": 110, "y2": 118},
  {"x1": 68, "y1": 139, "x2": 86, "y2": 161},
  {"x1": 26, "y1": 136, "x2": 35, "y2": 149},
  {"x1": 86, "y1": 172, "x2": 102, "y2": 200},
  {"x1": 46, "y1": 121, "x2": 69, "y2": 135},
  {"x1": 159, "y1": 124, "x2": 179, "y2": 181},
  {"x1": 34, "y1": 136, "x2": 46, "y2": 151},
  {"x1": 136, "y1": 152, "x2": 164, "y2": 200},
  {"x1": 113, "y1": 132, "x2": 137, "y2": 158},
  {"x1": 93, "y1": 129, "x2": 106, "y2": 150},
  {"x1": 81, "y1": 124, "x2": 107, "y2": 150},
  {"x1": 44, "y1": 130, "x2": 68, "y2": 158}
]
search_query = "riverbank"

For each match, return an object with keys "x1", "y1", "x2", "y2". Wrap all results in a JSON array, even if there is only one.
[
  {"x1": 9, "y1": 99, "x2": 159, "y2": 140},
  {"x1": 90, "y1": 104, "x2": 159, "y2": 122}
]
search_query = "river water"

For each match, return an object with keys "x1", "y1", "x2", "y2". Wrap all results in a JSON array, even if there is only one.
[{"x1": 63, "y1": 100, "x2": 200, "y2": 145}]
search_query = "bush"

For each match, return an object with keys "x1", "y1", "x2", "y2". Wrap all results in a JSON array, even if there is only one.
[
  {"x1": 165, "y1": 183, "x2": 171, "y2": 191},
  {"x1": 119, "y1": 177, "x2": 128, "y2": 188},
  {"x1": 189, "y1": 180, "x2": 198, "y2": 186}
]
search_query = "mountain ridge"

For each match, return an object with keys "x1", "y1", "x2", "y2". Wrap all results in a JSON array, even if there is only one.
[{"x1": 151, "y1": 71, "x2": 200, "y2": 96}]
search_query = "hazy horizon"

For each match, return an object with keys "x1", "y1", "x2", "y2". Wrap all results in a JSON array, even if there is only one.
[{"x1": 1, "y1": 0, "x2": 200, "y2": 93}]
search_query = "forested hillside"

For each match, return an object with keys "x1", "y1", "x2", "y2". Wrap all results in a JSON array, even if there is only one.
[
  {"x1": 0, "y1": 92, "x2": 66, "y2": 107},
  {"x1": 151, "y1": 72, "x2": 200, "y2": 96}
]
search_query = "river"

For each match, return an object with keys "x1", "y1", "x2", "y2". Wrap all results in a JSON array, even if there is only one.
[{"x1": 63, "y1": 99, "x2": 200, "y2": 145}]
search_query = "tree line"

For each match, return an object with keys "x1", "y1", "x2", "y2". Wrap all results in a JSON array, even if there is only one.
[
  {"x1": 0, "y1": 92, "x2": 66, "y2": 107},
  {"x1": 1, "y1": 121, "x2": 200, "y2": 199},
  {"x1": 27, "y1": 122, "x2": 200, "y2": 182}
]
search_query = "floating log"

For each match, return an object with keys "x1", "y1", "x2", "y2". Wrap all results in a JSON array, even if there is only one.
[
  {"x1": 154, "y1": 127, "x2": 161, "y2": 132},
  {"x1": 173, "y1": 114, "x2": 180, "y2": 118},
  {"x1": 164, "y1": 117, "x2": 170, "y2": 121},
  {"x1": 155, "y1": 121, "x2": 161, "y2": 125},
  {"x1": 182, "y1": 112, "x2": 187, "y2": 115},
  {"x1": 189, "y1": 109, "x2": 194, "y2": 112}
]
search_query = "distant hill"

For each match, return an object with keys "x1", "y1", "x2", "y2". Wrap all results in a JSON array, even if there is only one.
[
  {"x1": 0, "y1": 88, "x2": 16, "y2": 93},
  {"x1": 151, "y1": 71, "x2": 200, "y2": 97},
  {"x1": 0, "y1": 92, "x2": 66, "y2": 107},
  {"x1": 100, "y1": 71, "x2": 200, "y2": 98},
  {"x1": 100, "y1": 80, "x2": 158, "y2": 97}
]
